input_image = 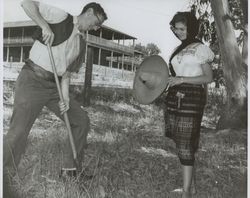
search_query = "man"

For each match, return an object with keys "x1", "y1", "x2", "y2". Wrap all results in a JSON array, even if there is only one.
[{"x1": 3, "y1": 0, "x2": 107, "y2": 193}]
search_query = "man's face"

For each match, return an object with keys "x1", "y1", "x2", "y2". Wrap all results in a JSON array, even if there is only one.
[{"x1": 79, "y1": 8, "x2": 105, "y2": 32}]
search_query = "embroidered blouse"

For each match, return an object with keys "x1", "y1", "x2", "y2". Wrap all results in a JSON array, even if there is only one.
[{"x1": 171, "y1": 43, "x2": 214, "y2": 77}]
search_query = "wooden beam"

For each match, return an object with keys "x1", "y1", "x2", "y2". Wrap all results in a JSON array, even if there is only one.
[{"x1": 82, "y1": 47, "x2": 94, "y2": 106}]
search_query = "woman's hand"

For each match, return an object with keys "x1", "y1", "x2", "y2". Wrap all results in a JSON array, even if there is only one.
[
  {"x1": 59, "y1": 99, "x2": 70, "y2": 115},
  {"x1": 167, "y1": 77, "x2": 184, "y2": 87}
]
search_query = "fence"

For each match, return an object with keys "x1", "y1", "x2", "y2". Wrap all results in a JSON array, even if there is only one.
[{"x1": 3, "y1": 62, "x2": 135, "y2": 89}]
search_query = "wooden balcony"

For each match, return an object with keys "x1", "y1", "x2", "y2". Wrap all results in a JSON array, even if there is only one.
[
  {"x1": 87, "y1": 35, "x2": 134, "y2": 55},
  {"x1": 4, "y1": 35, "x2": 135, "y2": 55}
]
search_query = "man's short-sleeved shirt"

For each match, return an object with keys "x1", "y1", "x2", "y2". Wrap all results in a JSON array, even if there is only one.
[{"x1": 29, "y1": 2, "x2": 83, "y2": 76}]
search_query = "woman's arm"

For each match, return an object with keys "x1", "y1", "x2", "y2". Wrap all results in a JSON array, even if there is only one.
[
  {"x1": 21, "y1": 0, "x2": 54, "y2": 45},
  {"x1": 167, "y1": 63, "x2": 213, "y2": 87}
]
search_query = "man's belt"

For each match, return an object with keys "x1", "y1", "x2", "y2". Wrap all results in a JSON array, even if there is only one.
[{"x1": 23, "y1": 59, "x2": 62, "y2": 82}]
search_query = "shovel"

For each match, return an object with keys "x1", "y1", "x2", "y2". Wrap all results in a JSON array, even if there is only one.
[{"x1": 46, "y1": 44, "x2": 78, "y2": 166}]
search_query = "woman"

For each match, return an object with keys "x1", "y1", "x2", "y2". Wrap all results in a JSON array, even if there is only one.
[{"x1": 164, "y1": 12, "x2": 214, "y2": 198}]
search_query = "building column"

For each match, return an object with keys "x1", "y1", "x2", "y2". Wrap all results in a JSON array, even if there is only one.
[
  {"x1": 7, "y1": 47, "x2": 9, "y2": 62},
  {"x1": 110, "y1": 32, "x2": 115, "y2": 68},
  {"x1": 21, "y1": 27, "x2": 24, "y2": 43},
  {"x1": 98, "y1": 48, "x2": 102, "y2": 65},
  {"x1": 98, "y1": 30, "x2": 102, "y2": 66},
  {"x1": 20, "y1": 46, "x2": 23, "y2": 62},
  {"x1": 132, "y1": 39, "x2": 135, "y2": 72},
  {"x1": 122, "y1": 53, "x2": 124, "y2": 78},
  {"x1": 110, "y1": 51, "x2": 113, "y2": 68},
  {"x1": 7, "y1": 28, "x2": 10, "y2": 62},
  {"x1": 20, "y1": 27, "x2": 25, "y2": 62},
  {"x1": 100, "y1": 29, "x2": 103, "y2": 38}
]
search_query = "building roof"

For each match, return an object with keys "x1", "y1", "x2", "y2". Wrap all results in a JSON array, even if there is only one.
[{"x1": 4, "y1": 20, "x2": 137, "y2": 40}]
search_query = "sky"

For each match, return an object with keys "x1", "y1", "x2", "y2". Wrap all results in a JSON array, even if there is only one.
[{"x1": 3, "y1": 0, "x2": 191, "y2": 62}]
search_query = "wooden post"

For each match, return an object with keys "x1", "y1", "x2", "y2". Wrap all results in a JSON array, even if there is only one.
[{"x1": 83, "y1": 47, "x2": 94, "y2": 106}]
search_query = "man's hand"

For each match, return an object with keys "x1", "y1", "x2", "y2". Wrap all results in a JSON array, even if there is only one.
[
  {"x1": 42, "y1": 25, "x2": 54, "y2": 46},
  {"x1": 59, "y1": 99, "x2": 70, "y2": 115},
  {"x1": 21, "y1": 0, "x2": 55, "y2": 46}
]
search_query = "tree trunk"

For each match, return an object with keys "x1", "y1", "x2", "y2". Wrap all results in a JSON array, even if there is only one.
[
  {"x1": 211, "y1": 0, "x2": 247, "y2": 129},
  {"x1": 240, "y1": 0, "x2": 248, "y2": 65},
  {"x1": 82, "y1": 46, "x2": 94, "y2": 107}
]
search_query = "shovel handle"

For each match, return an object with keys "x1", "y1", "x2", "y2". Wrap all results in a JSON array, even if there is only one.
[{"x1": 46, "y1": 45, "x2": 78, "y2": 161}]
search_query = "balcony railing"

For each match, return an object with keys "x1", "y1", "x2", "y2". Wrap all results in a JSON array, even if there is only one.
[
  {"x1": 106, "y1": 56, "x2": 142, "y2": 65},
  {"x1": 87, "y1": 35, "x2": 134, "y2": 55},
  {"x1": 4, "y1": 35, "x2": 135, "y2": 55},
  {"x1": 4, "y1": 37, "x2": 34, "y2": 45}
]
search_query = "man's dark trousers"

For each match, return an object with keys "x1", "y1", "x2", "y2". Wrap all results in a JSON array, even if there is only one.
[{"x1": 3, "y1": 66, "x2": 90, "y2": 174}]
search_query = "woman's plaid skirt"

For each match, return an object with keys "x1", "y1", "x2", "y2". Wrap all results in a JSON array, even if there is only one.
[{"x1": 164, "y1": 83, "x2": 206, "y2": 166}]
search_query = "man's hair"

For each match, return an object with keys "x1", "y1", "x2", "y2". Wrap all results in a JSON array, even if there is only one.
[{"x1": 80, "y1": 2, "x2": 108, "y2": 20}]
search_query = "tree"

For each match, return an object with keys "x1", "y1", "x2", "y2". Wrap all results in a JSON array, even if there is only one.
[
  {"x1": 189, "y1": 0, "x2": 247, "y2": 129},
  {"x1": 135, "y1": 42, "x2": 161, "y2": 57},
  {"x1": 145, "y1": 43, "x2": 161, "y2": 56}
]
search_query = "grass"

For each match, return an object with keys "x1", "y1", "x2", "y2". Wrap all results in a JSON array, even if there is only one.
[{"x1": 3, "y1": 89, "x2": 247, "y2": 198}]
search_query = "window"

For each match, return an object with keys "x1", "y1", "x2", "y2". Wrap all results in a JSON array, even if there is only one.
[
  {"x1": 9, "y1": 47, "x2": 21, "y2": 62},
  {"x1": 24, "y1": 26, "x2": 37, "y2": 37},
  {"x1": 22, "y1": 46, "x2": 32, "y2": 61},
  {"x1": 101, "y1": 49, "x2": 111, "y2": 67},
  {"x1": 9, "y1": 27, "x2": 23, "y2": 38},
  {"x1": 3, "y1": 47, "x2": 7, "y2": 62},
  {"x1": 4, "y1": 28, "x2": 9, "y2": 38}
]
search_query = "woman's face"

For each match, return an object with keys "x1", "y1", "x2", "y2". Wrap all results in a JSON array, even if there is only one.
[{"x1": 173, "y1": 22, "x2": 187, "y2": 41}]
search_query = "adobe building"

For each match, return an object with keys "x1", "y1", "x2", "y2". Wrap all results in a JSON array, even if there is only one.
[{"x1": 3, "y1": 20, "x2": 143, "y2": 88}]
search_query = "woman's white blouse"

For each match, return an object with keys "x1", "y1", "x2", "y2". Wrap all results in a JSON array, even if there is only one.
[{"x1": 171, "y1": 43, "x2": 214, "y2": 77}]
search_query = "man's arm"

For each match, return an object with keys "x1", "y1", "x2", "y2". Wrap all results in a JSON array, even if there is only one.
[
  {"x1": 59, "y1": 71, "x2": 71, "y2": 114},
  {"x1": 21, "y1": 0, "x2": 54, "y2": 45}
]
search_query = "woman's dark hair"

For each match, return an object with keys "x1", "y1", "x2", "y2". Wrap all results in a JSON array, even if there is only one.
[
  {"x1": 170, "y1": 12, "x2": 199, "y2": 39},
  {"x1": 80, "y1": 2, "x2": 108, "y2": 20}
]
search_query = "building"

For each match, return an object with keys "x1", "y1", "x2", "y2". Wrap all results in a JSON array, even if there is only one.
[{"x1": 3, "y1": 20, "x2": 143, "y2": 88}]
